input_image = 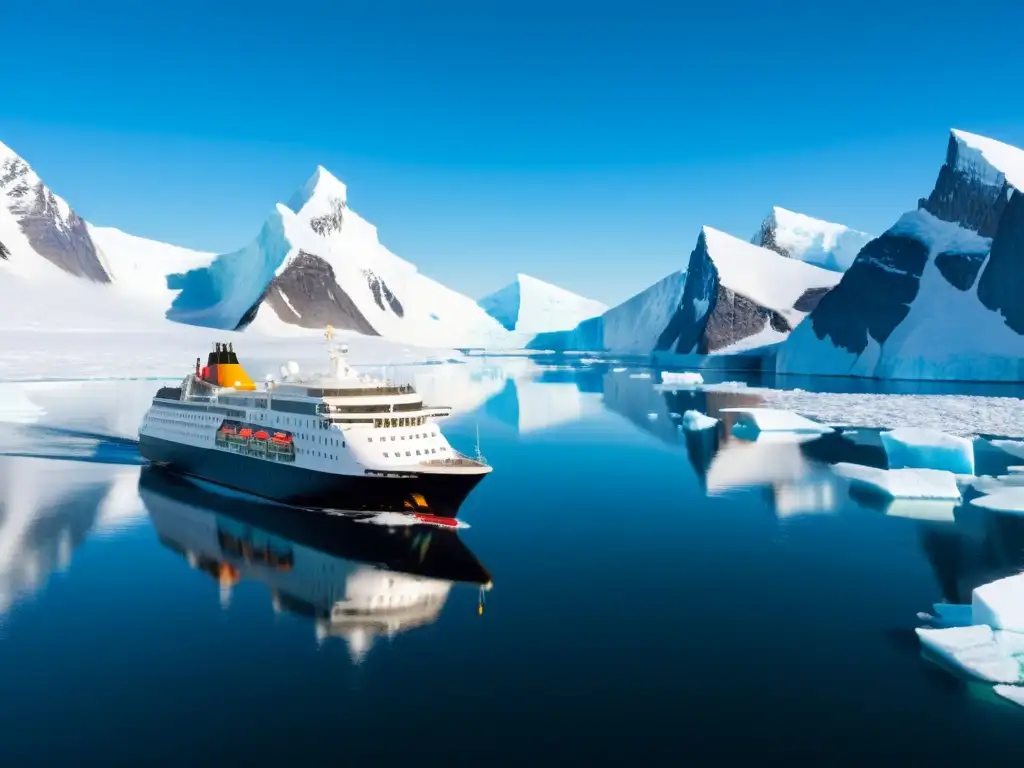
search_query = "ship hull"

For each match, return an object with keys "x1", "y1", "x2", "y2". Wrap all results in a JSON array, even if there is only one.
[{"x1": 138, "y1": 435, "x2": 486, "y2": 517}]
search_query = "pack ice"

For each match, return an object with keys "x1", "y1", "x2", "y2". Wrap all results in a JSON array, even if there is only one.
[{"x1": 879, "y1": 427, "x2": 975, "y2": 475}]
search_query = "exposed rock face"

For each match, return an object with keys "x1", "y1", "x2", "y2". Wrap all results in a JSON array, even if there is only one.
[
  {"x1": 935, "y1": 248, "x2": 988, "y2": 292},
  {"x1": 807, "y1": 234, "x2": 929, "y2": 355},
  {"x1": 0, "y1": 155, "x2": 110, "y2": 282},
  {"x1": 778, "y1": 128, "x2": 1024, "y2": 381},
  {"x1": 753, "y1": 217, "x2": 790, "y2": 258},
  {"x1": 976, "y1": 190, "x2": 1024, "y2": 332},
  {"x1": 653, "y1": 228, "x2": 832, "y2": 355},
  {"x1": 919, "y1": 133, "x2": 1010, "y2": 237},
  {"x1": 363, "y1": 268, "x2": 404, "y2": 317},
  {"x1": 250, "y1": 250, "x2": 379, "y2": 334},
  {"x1": 309, "y1": 197, "x2": 346, "y2": 237},
  {"x1": 0, "y1": 239, "x2": 9, "y2": 259}
]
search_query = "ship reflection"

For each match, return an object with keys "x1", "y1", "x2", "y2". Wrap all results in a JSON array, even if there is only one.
[{"x1": 138, "y1": 467, "x2": 491, "y2": 663}]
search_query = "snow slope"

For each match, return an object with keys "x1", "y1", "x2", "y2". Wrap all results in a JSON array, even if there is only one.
[
  {"x1": 777, "y1": 128, "x2": 1024, "y2": 381},
  {"x1": 752, "y1": 206, "x2": 872, "y2": 272},
  {"x1": 478, "y1": 273, "x2": 607, "y2": 335},
  {"x1": 654, "y1": 226, "x2": 842, "y2": 355},
  {"x1": 167, "y1": 166, "x2": 515, "y2": 347}
]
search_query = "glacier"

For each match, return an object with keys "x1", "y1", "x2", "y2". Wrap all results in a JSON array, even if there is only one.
[
  {"x1": 777, "y1": 128, "x2": 1024, "y2": 381},
  {"x1": 530, "y1": 216, "x2": 845, "y2": 357},
  {"x1": 477, "y1": 273, "x2": 607, "y2": 336}
]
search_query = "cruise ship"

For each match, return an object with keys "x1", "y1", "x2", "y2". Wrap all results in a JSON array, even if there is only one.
[
  {"x1": 138, "y1": 328, "x2": 492, "y2": 517},
  {"x1": 139, "y1": 467, "x2": 492, "y2": 662}
]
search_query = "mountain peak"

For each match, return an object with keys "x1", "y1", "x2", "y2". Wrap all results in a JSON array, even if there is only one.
[
  {"x1": 752, "y1": 207, "x2": 871, "y2": 272},
  {"x1": 479, "y1": 274, "x2": 607, "y2": 334},
  {"x1": 949, "y1": 128, "x2": 1024, "y2": 191},
  {"x1": 285, "y1": 165, "x2": 349, "y2": 214}
]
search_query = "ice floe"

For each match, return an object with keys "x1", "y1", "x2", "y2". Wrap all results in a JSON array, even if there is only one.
[
  {"x1": 880, "y1": 427, "x2": 975, "y2": 475},
  {"x1": 916, "y1": 625, "x2": 1024, "y2": 683},
  {"x1": 660, "y1": 371, "x2": 703, "y2": 388},
  {"x1": 970, "y1": 488, "x2": 1024, "y2": 514},
  {"x1": 681, "y1": 410, "x2": 718, "y2": 431},
  {"x1": 832, "y1": 463, "x2": 961, "y2": 500},
  {"x1": 994, "y1": 685, "x2": 1024, "y2": 708},
  {"x1": 719, "y1": 407, "x2": 834, "y2": 435}
]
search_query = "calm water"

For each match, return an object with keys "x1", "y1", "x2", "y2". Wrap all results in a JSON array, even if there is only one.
[{"x1": 2, "y1": 360, "x2": 1024, "y2": 764}]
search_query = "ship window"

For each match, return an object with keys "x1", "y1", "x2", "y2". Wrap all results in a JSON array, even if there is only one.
[
  {"x1": 405, "y1": 451, "x2": 411, "y2": 457},
  {"x1": 367, "y1": 437, "x2": 372, "y2": 443},
  {"x1": 415, "y1": 450, "x2": 421, "y2": 456},
  {"x1": 383, "y1": 452, "x2": 389, "y2": 458},
  {"x1": 390, "y1": 436, "x2": 395, "y2": 441}
]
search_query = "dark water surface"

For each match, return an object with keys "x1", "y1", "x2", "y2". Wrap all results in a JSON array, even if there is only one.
[{"x1": 1, "y1": 361, "x2": 1023, "y2": 764}]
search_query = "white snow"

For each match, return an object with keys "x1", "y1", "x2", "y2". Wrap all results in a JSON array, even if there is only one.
[
  {"x1": 660, "y1": 371, "x2": 703, "y2": 387},
  {"x1": 879, "y1": 427, "x2": 975, "y2": 475},
  {"x1": 994, "y1": 685, "x2": 1024, "y2": 708},
  {"x1": 701, "y1": 226, "x2": 843, "y2": 320},
  {"x1": 952, "y1": 129, "x2": 1024, "y2": 191},
  {"x1": 600, "y1": 270, "x2": 689, "y2": 354},
  {"x1": 718, "y1": 407, "x2": 834, "y2": 434},
  {"x1": 478, "y1": 273, "x2": 607, "y2": 336},
  {"x1": 754, "y1": 207, "x2": 872, "y2": 272},
  {"x1": 681, "y1": 410, "x2": 718, "y2": 431},
  {"x1": 753, "y1": 388, "x2": 1024, "y2": 438},
  {"x1": 832, "y1": 463, "x2": 961, "y2": 500},
  {"x1": 970, "y1": 488, "x2": 1024, "y2": 514},
  {"x1": 915, "y1": 625, "x2": 1024, "y2": 684},
  {"x1": 973, "y1": 574, "x2": 1024, "y2": 634}
]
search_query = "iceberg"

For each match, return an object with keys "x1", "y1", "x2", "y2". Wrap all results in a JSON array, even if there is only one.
[
  {"x1": 833, "y1": 463, "x2": 961, "y2": 500},
  {"x1": 972, "y1": 573, "x2": 1024, "y2": 634},
  {"x1": 718, "y1": 407, "x2": 834, "y2": 435},
  {"x1": 879, "y1": 427, "x2": 975, "y2": 475},
  {"x1": 969, "y1": 487, "x2": 1024, "y2": 514},
  {"x1": 681, "y1": 410, "x2": 718, "y2": 431},
  {"x1": 660, "y1": 371, "x2": 703, "y2": 387},
  {"x1": 916, "y1": 625, "x2": 1024, "y2": 683}
]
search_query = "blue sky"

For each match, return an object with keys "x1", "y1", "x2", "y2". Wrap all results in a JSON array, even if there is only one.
[{"x1": 2, "y1": 0, "x2": 1023, "y2": 306}]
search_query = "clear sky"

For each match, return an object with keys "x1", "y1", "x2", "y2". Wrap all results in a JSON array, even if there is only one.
[{"x1": 2, "y1": 0, "x2": 1022, "y2": 306}]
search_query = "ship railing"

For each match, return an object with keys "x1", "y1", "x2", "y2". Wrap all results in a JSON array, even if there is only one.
[{"x1": 419, "y1": 451, "x2": 487, "y2": 469}]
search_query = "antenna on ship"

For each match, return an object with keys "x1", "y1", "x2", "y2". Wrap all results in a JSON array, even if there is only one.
[
  {"x1": 325, "y1": 324, "x2": 339, "y2": 379},
  {"x1": 474, "y1": 421, "x2": 487, "y2": 466}
]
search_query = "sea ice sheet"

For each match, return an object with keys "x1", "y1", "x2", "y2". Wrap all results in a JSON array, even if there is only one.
[
  {"x1": 718, "y1": 407, "x2": 834, "y2": 434},
  {"x1": 660, "y1": 371, "x2": 703, "y2": 387},
  {"x1": 832, "y1": 463, "x2": 961, "y2": 500},
  {"x1": 916, "y1": 625, "x2": 1024, "y2": 684},
  {"x1": 879, "y1": 427, "x2": 975, "y2": 475}
]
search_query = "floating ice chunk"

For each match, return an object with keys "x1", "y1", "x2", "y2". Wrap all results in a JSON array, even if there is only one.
[
  {"x1": 611, "y1": 367, "x2": 627, "y2": 373},
  {"x1": 969, "y1": 488, "x2": 1024, "y2": 514},
  {"x1": 660, "y1": 371, "x2": 703, "y2": 387},
  {"x1": 880, "y1": 427, "x2": 975, "y2": 475},
  {"x1": 994, "y1": 685, "x2": 1024, "y2": 708},
  {"x1": 833, "y1": 463, "x2": 961, "y2": 500},
  {"x1": 1008, "y1": 466, "x2": 1024, "y2": 475},
  {"x1": 701, "y1": 381, "x2": 748, "y2": 392},
  {"x1": 629, "y1": 373, "x2": 651, "y2": 379},
  {"x1": 719, "y1": 407, "x2": 834, "y2": 434},
  {"x1": 646, "y1": 412, "x2": 658, "y2": 421},
  {"x1": 884, "y1": 499, "x2": 957, "y2": 522},
  {"x1": 973, "y1": 573, "x2": 1024, "y2": 633},
  {"x1": 916, "y1": 625, "x2": 1024, "y2": 683},
  {"x1": 681, "y1": 410, "x2": 718, "y2": 431},
  {"x1": 970, "y1": 474, "x2": 1024, "y2": 494}
]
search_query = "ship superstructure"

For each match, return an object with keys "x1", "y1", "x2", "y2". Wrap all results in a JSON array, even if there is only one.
[{"x1": 138, "y1": 328, "x2": 491, "y2": 516}]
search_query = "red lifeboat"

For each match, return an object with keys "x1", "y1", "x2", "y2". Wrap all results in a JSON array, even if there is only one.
[
  {"x1": 238, "y1": 427, "x2": 253, "y2": 439},
  {"x1": 220, "y1": 424, "x2": 237, "y2": 435},
  {"x1": 253, "y1": 430, "x2": 270, "y2": 441},
  {"x1": 271, "y1": 432, "x2": 292, "y2": 443}
]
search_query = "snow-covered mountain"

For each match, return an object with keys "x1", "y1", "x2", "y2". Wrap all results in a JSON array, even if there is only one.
[
  {"x1": 477, "y1": 273, "x2": 607, "y2": 335},
  {"x1": 532, "y1": 221, "x2": 842, "y2": 355},
  {"x1": 752, "y1": 206, "x2": 872, "y2": 272},
  {"x1": 165, "y1": 166, "x2": 516, "y2": 347},
  {"x1": 777, "y1": 129, "x2": 1024, "y2": 381}
]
